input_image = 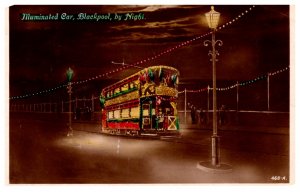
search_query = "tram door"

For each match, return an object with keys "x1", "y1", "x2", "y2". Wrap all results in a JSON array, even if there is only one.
[{"x1": 142, "y1": 103, "x2": 151, "y2": 129}]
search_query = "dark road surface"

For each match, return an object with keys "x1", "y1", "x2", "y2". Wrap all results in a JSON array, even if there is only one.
[{"x1": 9, "y1": 117, "x2": 290, "y2": 183}]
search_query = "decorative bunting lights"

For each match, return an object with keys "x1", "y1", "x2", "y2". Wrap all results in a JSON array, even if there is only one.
[
  {"x1": 10, "y1": 6, "x2": 257, "y2": 100},
  {"x1": 179, "y1": 66, "x2": 289, "y2": 94}
]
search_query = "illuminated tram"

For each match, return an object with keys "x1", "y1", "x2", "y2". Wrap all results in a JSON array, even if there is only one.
[{"x1": 99, "y1": 66, "x2": 180, "y2": 136}]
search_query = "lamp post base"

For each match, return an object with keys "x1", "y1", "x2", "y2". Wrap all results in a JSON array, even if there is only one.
[
  {"x1": 197, "y1": 135, "x2": 232, "y2": 173},
  {"x1": 197, "y1": 161, "x2": 232, "y2": 174}
]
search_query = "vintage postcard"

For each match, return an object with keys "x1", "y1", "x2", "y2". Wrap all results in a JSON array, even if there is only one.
[{"x1": 8, "y1": 4, "x2": 291, "y2": 184}]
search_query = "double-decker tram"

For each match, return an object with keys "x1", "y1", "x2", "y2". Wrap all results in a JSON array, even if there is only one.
[{"x1": 99, "y1": 66, "x2": 180, "y2": 136}]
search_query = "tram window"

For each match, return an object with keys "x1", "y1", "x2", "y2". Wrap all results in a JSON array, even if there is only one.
[
  {"x1": 122, "y1": 108, "x2": 129, "y2": 118},
  {"x1": 152, "y1": 108, "x2": 156, "y2": 115},
  {"x1": 114, "y1": 110, "x2": 120, "y2": 119},
  {"x1": 130, "y1": 82, "x2": 137, "y2": 89},
  {"x1": 108, "y1": 111, "x2": 114, "y2": 119},
  {"x1": 131, "y1": 107, "x2": 139, "y2": 118},
  {"x1": 143, "y1": 109, "x2": 149, "y2": 116},
  {"x1": 166, "y1": 108, "x2": 174, "y2": 115},
  {"x1": 122, "y1": 84, "x2": 129, "y2": 91},
  {"x1": 165, "y1": 108, "x2": 169, "y2": 114},
  {"x1": 166, "y1": 108, "x2": 171, "y2": 115}
]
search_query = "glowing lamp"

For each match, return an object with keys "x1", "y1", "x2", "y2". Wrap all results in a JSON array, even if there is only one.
[
  {"x1": 205, "y1": 6, "x2": 220, "y2": 29},
  {"x1": 66, "y1": 67, "x2": 74, "y2": 82}
]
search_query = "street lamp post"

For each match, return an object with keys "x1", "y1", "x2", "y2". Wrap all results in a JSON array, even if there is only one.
[
  {"x1": 197, "y1": 6, "x2": 232, "y2": 173},
  {"x1": 205, "y1": 5, "x2": 223, "y2": 167},
  {"x1": 66, "y1": 67, "x2": 74, "y2": 137}
]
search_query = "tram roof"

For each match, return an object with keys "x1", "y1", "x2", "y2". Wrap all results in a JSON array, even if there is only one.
[{"x1": 102, "y1": 65, "x2": 179, "y2": 93}]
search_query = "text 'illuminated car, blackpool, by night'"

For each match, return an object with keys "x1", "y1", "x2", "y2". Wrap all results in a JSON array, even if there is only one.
[{"x1": 100, "y1": 66, "x2": 180, "y2": 137}]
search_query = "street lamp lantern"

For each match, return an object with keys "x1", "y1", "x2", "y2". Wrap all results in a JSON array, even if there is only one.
[
  {"x1": 66, "y1": 67, "x2": 74, "y2": 137},
  {"x1": 205, "y1": 6, "x2": 220, "y2": 29},
  {"x1": 66, "y1": 67, "x2": 74, "y2": 82},
  {"x1": 197, "y1": 6, "x2": 232, "y2": 173}
]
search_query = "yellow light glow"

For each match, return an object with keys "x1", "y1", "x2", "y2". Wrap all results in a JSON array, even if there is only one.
[
  {"x1": 205, "y1": 6, "x2": 220, "y2": 29},
  {"x1": 131, "y1": 107, "x2": 139, "y2": 118},
  {"x1": 121, "y1": 108, "x2": 130, "y2": 118},
  {"x1": 114, "y1": 110, "x2": 120, "y2": 119}
]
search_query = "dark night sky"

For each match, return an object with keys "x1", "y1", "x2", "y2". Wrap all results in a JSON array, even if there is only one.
[{"x1": 9, "y1": 5, "x2": 289, "y2": 98}]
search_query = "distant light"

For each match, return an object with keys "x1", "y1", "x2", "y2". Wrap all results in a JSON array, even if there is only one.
[
  {"x1": 66, "y1": 67, "x2": 74, "y2": 82},
  {"x1": 205, "y1": 6, "x2": 220, "y2": 29}
]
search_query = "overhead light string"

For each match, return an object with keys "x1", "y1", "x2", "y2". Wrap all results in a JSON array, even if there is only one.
[
  {"x1": 10, "y1": 6, "x2": 256, "y2": 100},
  {"x1": 178, "y1": 65, "x2": 289, "y2": 94}
]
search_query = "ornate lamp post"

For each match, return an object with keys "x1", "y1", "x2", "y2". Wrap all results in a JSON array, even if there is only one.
[
  {"x1": 66, "y1": 67, "x2": 74, "y2": 137},
  {"x1": 197, "y1": 6, "x2": 232, "y2": 173}
]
